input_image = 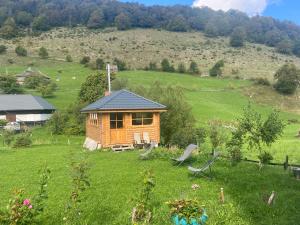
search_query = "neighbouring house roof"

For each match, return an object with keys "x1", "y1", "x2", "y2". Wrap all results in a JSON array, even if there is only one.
[
  {"x1": 0, "y1": 95, "x2": 55, "y2": 112},
  {"x1": 81, "y1": 89, "x2": 166, "y2": 112},
  {"x1": 16, "y1": 67, "x2": 51, "y2": 79}
]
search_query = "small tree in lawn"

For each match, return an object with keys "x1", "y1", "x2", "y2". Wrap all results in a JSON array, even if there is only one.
[
  {"x1": 208, "y1": 120, "x2": 228, "y2": 156},
  {"x1": 0, "y1": 75, "x2": 23, "y2": 94},
  {"x1": 227, "y1": 104, "x2": 285, "y2": 168}
]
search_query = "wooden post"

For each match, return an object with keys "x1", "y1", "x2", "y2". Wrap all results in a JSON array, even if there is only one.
[
  {"x1": 220, "y1": 188, "x2": 225, "y2": 204},
  {"x1": 268, "y1": 191, "x2": 275, "y2": 205},
  {"x1": 284, "y1": 155, "x2": 289, "y2": 170}
]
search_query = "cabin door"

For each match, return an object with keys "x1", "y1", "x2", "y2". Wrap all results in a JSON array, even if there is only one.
[{"x1": 110, "y1": 113, "x2": 126, "y2": 145}]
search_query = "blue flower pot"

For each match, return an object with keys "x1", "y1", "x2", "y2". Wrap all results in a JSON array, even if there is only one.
[{"x1": 172, "y1": 211, "x2": 208, "y2": 225}]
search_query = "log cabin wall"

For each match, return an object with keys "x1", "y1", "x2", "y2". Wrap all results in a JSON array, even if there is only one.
[{"x1": 86, "y1": 113, "x2": 102, "y2": 144}]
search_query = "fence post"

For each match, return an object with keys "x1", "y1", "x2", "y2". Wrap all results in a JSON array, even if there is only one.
[{"x1": 284, "y1": 155, "x2": 289, "y2": 170}]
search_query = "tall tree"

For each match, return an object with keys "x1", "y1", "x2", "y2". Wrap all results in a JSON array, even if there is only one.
[
  {"x1": 274, "y1": 64, "x2": 300, "y2": 95},
  {"x1": 115, "y1": 13, "x2": 131, "y2": 31},
  {"x1": 87, "y1": 10, "x2": 105, "y2": 29},
  {"x1": 230, "y1": 27, "x2": 246, "y2": 47}
]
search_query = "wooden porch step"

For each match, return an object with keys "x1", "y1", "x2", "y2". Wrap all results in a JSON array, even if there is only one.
[{"x1": 111, "y1": 144, "x2": 134, "y2": 152}]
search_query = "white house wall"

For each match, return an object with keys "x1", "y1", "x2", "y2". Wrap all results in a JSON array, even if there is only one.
[
  {"x1": 16, "y1": 114, "x2": 53, "y2": 122},
  {"x1": 0, "y1": 115, "x2": 6, "y2": 120}
]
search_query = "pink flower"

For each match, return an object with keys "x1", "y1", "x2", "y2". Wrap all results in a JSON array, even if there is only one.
[
  {"x1": 28, "y1": 205, "x2": 33, "y2": 209},
  {"x1": 23, "y1": 199, "x2": 30, "y2": 206}
]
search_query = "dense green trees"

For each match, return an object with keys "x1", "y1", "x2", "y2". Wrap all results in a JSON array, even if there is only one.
[
  {"x1": 78, "y1": 73, "x2": 108, "y2": 104},
  {"x1": 115, "y1": 13, "x2": 131, "y2": 31},
  {"x1": 0, "y1": 75, "x2": 23, "y2": 94},
  {"x1": 230, "y1": 27, "x2": 246, "y2": 47},
  {"x1": 0, "y1": 0, "x2": 299, "y2": 57},
  {"x1": 274, "y1": 64, "x2": 300, "y2": 95}
]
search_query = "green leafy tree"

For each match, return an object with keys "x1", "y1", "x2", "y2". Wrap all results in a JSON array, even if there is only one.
[
  {"x1": 96, "y1": 58, "x2": 105, "y2": 70},
  {"x1": 15, "y1": 11, "x2": 33, "y2": 26},
  {"x1": 167, "y1": 15, "x2": 188, "y2": 32},
  {"x1": 292, "y1": 40, "x2": 300, "y2": 57},
  {"x1": 274, "y1": 64, "x2": 300, "y2": 95},
  {"x1": 0, "y1": 45, "x2": 7, "y2": 54},
  {"x1": 113, "y1": 58, "x2": 127, "y2": 71},
  {"x1": 0, "y1": 75, "x2": 23, "y2": 94},
  {"x1": 0, "y1": 17, "x2": 17, "y2": 38},
  {"x1": 161, "y1": 58, "x2": 175, "y2": 72},
  {"x1": 38, "y1": 47, "x2": 49, "y2": 59},
  {"x1": 15, "y1": 46, "x2": 27, "y2": 56},
  {"x1": 227, "y1": 104, "x2": 285, "y2": 165},
  {"x1": 37, "y1": 82, "x2": 57, "y2": 97},
  {"x1": 78, "y1": 73, "x2": 108, "y2": 104},
  {"x1": 276, "y1": 39, "x2": 293, "y2": 55},
  {"x1": 209, "y1": 60, "x2": 224, "y2": 77},
  {"x1": 87, "y1": 10, "x2": 105, "y2": 29},
  {"x1": 189, "y1": 61, "x2": 200, "y2": 75},
  {"x1": 177, "y1": 63, "x2": 186, "y2": 73},
  {"x1": 133, "y1": 82, "x2": 196, "y2": 147},
  {"x1": 209, "y1": 120, "x2": 228, "y2": 155},
  {"x1": 80, "y1": 56, "x2": 90, "y2": 65},
  {"x1": 32, "y1": 16, "x2": 49, "y2": 31},
  {"x1": 24, "y1": 75, "x2": 50, "y2": 89},
  {"x1": 115, "y1": 13, "x2": 131, "y2": 30},
  {"x1": 230, "y1": 27, "x2": 246, "y2": 47}
]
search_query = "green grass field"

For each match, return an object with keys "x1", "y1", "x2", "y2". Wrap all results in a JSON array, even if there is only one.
[{"x1": 0, "y1": 59, "x2": 300, "y2": 224}]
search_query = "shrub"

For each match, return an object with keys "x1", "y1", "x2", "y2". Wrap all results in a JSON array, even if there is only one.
[
  {"x1": 132, "y1": 170, "x2": 155, "y2": 224},
  {"x1": 0, "y1": 45, "x2": 7, "y2": 54},
  {"x1": 2, "y1": 130, "x2": 15, "y2": 146},
  {"x1": 63, "y1": 157, "x2": 90, "y2": 224},
  {"x1": 38, "y1": 47, "x2": 49, "y2": 59},
  {"x1": 209, "y1": 60, "x2": 224, "y2": 77},
  {"x1": 80, "y1": 56, "x2": 90, "y2": 65},
  {"x1": 66, "y1": 55, "x2": 73, "y2": 62},
  {"x1": 0, "y1": 119, "x2": 7, "y2": 126},
  {"x1": 229, "y1": 146, "x2": 242, "y2": 166},
  {"x1": 254, "y1": 78, "x2": 271, "y2": 86},
  {"x1": 37, "y1": 82, "x2": 57, "y2": 97},
  {"x1": 274, "y1": 64, "x2": 300, "y2": 95},
  {"x1": 148, "y1": 62, "x2": 157, "y2": 71},
  {"x1": 230, "y1": 27, "x2": 246, "y2": 47},
  {"x1": 113, "y1": 58, "x2": 127, "y2": 71},
  {"x1": 177, "y1": 63, "x2": 186, "y2": 73},
  {"x1": 96, "y1": 58, "x2": 105, "y2": 70},
  {"x1": 13, "y1": 134, "x2": 32, "y2": 148},
  {"x1": 189, "y1": 61, "x2": 200, "y2": 75},
  {"x1": 0, "y1": 75, "x2": 23, "y2": 94},
  {"x1": 15, "y1": 46, "x2": 27, "y2": 56},
  {"x1": 24, "y1": 75, "x2": 50, "y2": 89},
  {"x1": 112, "y1": 77, "x2": 128, "y2": 91},
  {"x1": 161, "y1": 59, "x2": 175, "y2": 72},
  {"x1": 258, "y1": 151, "x2": 273, "y2": 164}
]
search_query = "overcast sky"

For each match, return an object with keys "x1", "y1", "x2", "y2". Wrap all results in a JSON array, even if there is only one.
[{"x1": 121, "y1": 0, "x2": 300, "y2": 25}]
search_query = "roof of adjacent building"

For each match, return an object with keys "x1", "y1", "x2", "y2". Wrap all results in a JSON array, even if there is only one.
[
  {"x1": 81, "y1": 89, "x2": 167, "y2": 112},
  {"x1": 0, "y1": 95, "x2": 55, "y2": 111}
]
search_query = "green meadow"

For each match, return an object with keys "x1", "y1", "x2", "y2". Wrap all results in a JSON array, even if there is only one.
[{"x1": 0, "y1": 60, "x2": 300, "y2": 224}]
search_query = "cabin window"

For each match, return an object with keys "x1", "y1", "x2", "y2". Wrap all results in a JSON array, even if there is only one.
[
  {"x1": 110, "y1": 113, "x2": 123, "y2": 129},
  {"x1": 89, "y1": 113, "x2": 98, "y2": 126},
  {"x1": 132, "y1": 112, "x2": 153, "y2": 126}
]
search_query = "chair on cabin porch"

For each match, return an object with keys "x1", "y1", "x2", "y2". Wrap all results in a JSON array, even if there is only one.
[
  {"x1": 134, "y1": 133, "x2": 144, "y2": 148},
  {"x1": 143, "y1": 132, "x2": 151, "y2": 144}
]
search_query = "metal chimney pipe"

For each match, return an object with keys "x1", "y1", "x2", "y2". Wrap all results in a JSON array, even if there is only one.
[{"x1": 107, "y1": 64, "x2": 111, "y2": 94}]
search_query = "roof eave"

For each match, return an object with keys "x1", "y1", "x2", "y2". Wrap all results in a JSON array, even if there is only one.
[{"x1": 81, "y1": 108, "x2": 167, "y2": 113}]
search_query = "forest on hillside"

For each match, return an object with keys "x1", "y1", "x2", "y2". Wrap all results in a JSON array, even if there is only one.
[{"x1": 0, "y1": 0, "x2": 300, "y2": 57}]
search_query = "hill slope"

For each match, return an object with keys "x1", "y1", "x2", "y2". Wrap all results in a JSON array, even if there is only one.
[{"x1": 2, "y1": 28, "x2": 300, "y2": 80}]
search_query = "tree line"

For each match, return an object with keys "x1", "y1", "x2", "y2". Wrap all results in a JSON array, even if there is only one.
[{"x1": 0, "y1": 0, "x2": 300, "y2": 56}]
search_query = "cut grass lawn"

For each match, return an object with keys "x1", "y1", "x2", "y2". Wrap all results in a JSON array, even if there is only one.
[{"x1": 0, "y1": 138, "x2": 299, "y2": 225}]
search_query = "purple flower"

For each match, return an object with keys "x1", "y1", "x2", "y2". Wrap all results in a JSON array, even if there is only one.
[{"x1": 23, "y1": 199, "x2": 30, "y2": 206}]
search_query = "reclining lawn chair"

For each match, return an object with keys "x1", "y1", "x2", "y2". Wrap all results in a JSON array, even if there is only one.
[
  {"x1": 188, "y1": 153, "x2": 219, "y2": 179},
  {"x1": 134, "y1": 133, "x2": 144, "y2": 148},
  {"x1": 139, "y1": 142, "x2": 157, "y2": 160},
  {"x1": 172, "y1": 144, "x2": 197, "y2": 165}
]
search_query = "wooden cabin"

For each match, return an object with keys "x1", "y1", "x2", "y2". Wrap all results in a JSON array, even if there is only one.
[{"x1": 81, "y1": 89, "x2": 167, "y2": 150}]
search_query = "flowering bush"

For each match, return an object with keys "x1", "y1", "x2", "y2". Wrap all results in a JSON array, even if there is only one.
[{"x1": 0, "y1": 165, "x2": 51, "y2": 225}]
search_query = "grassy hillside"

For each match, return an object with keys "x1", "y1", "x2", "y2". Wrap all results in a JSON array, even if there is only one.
[{"x1": 2, "y1": 27, "x2": 300, "y2": 80}]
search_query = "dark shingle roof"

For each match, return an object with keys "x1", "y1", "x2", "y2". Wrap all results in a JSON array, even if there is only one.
[
  {"x1": 81, "y1": 89, "x2": 166, "y2": 112},
  {"x1": 0, "y1": 95, "x2": 55, "y2": 111}
]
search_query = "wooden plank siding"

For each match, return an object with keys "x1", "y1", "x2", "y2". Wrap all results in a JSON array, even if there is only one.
[{"x1": 85, "y1": 112, "x2": 161, "y2": 148}]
